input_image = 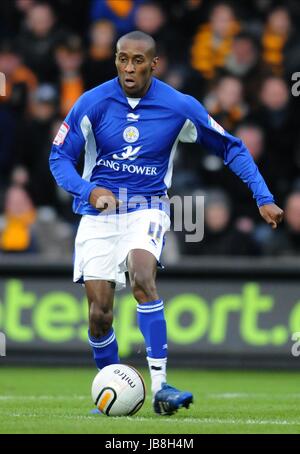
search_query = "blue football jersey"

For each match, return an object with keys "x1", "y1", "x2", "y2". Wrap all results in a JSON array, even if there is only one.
[{"x1": 49, "y1": 77, "x2": 274, "y2": 215}]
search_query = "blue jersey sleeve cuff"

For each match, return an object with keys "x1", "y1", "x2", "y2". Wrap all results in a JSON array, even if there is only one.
[
  {"x1": 82, "y1": 183, "x2": 98, "y2": 204},
  {"x1": 256, "y1": 196, "x2": 275, "y2": 207}
]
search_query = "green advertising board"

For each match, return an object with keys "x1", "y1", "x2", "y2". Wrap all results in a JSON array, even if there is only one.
[{"x1": 1, "y1": 277, "x2": 300, "y2": 363}]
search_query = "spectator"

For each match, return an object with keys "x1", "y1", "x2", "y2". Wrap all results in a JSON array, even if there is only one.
[
  {"x1": 83, "y1": 20, "x2": 117, "y2": 90},
  {"x1": 135, "y1": 2, "x2": 166, "y2": 34},
  {"x1": 263, "y1": 191, "x2": 300, "y2": 255},
  {"x1": 0, "y1": 0, "x2": 37, "y2": 39},
  {"x1": 0, "y1": 40, "x2": 38, "y2": 114},
  {"x1": 173, "y1": 190, "x2": 260, "y2": 257},
  {"x1": 203, "y1": 76, "x2": 248, "y2": 132},
  {"x1": 134, "y1": 2, "x2": 177, "y2": 61},
  {"x1": 191, "y1": 123, "x2": 269, "y2": 222},
  {"x1": 171, "y1": 74, "x2": 249, "y2": 197},
  {"x1": 0, "y1": 183, "x2": 37, "y2": 253},
  {"x1": 49, "y1": 118, "x2": 76, "y2": 223},
  {"x1": 16, "y1": 2, "x2": 68, "y2": 82},
  {"x1": 222, "y1": 32, "x2": 268, "y2": 107},
  {"x1": 231, "y1": 123, "x2": 271, "y2": 220},
  {"x1": 235, "y1": 123, "x2": 264, "y2": 161},
  {"x1": 262, "y1": 6, "x2": 300, "y2": 78},
  {"x1": 33, "y1": 206, "x2": 74, "y2": 259},
  {"x1": 154, "y1": 46, "x2": 204, "y2": 99},
  {"x1": 250, "y1": 76, "x2": 298, "y2": 201},
  {"x1": 190, "y1": 2, "x2": 241, "y2": 80},
  {"x1": 90, "y1": 0, "x2": 144, "y2": 37},
  {"x1": 0, "y1": 105, "x2": 17, "y2": 189},
  {"x1": 51, "y1": 0, "x2": 89, "y2": 36},
  {"x1": 168, "y1": 0, "x2": 205, "y2": 46},
  {"x1": 224, "y1": 33, "x2": 260, "y2": 77},
  {"x1": 17, "y1": 84, "x2": 59, "y2": 207},
  {"x1": 54, "y1": 35, "x2": 85, "y2": 116},
  {"x1": 11, "y1": 165, "x2": 30, "y2": 187},
  {"x1": 293, "y1": 134, "x2": 300, "y2": 179}
]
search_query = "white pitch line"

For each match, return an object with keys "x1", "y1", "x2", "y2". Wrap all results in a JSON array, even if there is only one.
[
  {"x1": 1, "y1": 413, "x2": 300, "y2": 426},
  {"x1": 0, "y1": 395, "x2": 153, "y2": 401},
  {"x1": 127, "y1": 417, "x2": 300, "y2": 426},
  {"x1": 0, "y1": 395, "x2": 87, "y2": 401},
  {"x1": 206, "y1": 393, "x2": 300, "y2": 399},
  {"x1": 2, "y1": 393, "x2": 300, "y2": 401}
]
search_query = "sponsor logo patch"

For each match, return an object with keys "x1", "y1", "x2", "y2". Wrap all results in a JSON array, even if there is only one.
[
  {"x1": 208, "y1": 115, "x2": 225, "y2": 135},
  {"x1": 53, "y1": 121, "x2": 70, "y2": 146},
  {"x1": 113, "y1": 146, "x2": 141, "y2": 161},
  {"x1": 127, "y1": 113, "x2": 140, "y2": 122}
]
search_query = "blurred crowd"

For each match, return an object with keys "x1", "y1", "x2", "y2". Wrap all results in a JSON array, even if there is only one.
[{"x1": 0, "y1": 0, "x2": 300, "y2": 259}]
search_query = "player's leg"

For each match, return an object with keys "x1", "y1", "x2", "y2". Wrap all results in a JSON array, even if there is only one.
[
  {"x1": 128, "y1": 249, "x2": 166, "y2": 394},
  {"x1": 128, "y1": 249, "x2": 193, "y2": 415},
  {"x1": 74, "y1": 214, "x2": 122, "y2": 369},
  {"x1": 85, "y1": 280, "x2": 119, "y2": 370}
]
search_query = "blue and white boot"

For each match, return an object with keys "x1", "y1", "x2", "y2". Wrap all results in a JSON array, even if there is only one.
[{"x1": 153, "y1": 383, "x2": 193, "y2": 416}]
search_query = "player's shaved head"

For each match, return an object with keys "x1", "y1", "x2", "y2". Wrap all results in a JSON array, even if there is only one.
[
  {"x1": 115, "y1": 30, "x2": 158, "y2": 97},
  {"x1": 117, "y1": 31, "x2": 157, "y2": 58}
]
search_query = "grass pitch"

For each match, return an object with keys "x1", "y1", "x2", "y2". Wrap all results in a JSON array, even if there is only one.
[{"x1": 0, "y1": 367, "x2": 300, "y2": 434}]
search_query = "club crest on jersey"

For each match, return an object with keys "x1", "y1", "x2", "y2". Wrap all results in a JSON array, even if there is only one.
[
  {"x1": 123, "y1": 126, "x2": 139, "y2": 143},
  {"x1": 53, "y1": 121, "x2": 70, "y2": 146},
  {"x1": 208, "y1": 115, "x2": 225, "y2": 136}
]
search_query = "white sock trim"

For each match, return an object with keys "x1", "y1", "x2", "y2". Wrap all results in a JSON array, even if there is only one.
[
  {"x1": 88, "y1": 332, "x2": 116, "y2": 348},
  {"x1": 147, "y1": 357, "x2": 167, "y2": 364},
  {"x1": 147, "y1": 357, "x2": 167, "y2": 396}
]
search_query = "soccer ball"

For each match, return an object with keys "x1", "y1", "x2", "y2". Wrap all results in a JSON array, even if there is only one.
[{"x1": 91, "y1": 364, "x2": 146, "y2": 416}]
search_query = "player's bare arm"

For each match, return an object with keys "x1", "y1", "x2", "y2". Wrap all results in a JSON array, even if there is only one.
[
  {"x1": 89, "y1": 187, "x2": 121, "y2": 212},
  {"x1": 259, "y1": 203, "x2": 284, "y2": 229}
]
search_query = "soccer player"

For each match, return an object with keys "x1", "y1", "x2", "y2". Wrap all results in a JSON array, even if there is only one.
[{"x1": 49, "y1": 31, "x2": 284, "y2": 416}]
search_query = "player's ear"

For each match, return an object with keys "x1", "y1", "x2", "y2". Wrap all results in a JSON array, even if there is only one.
[{"x1": 151, "y1": 57, "x2": 159, "y2": 72}]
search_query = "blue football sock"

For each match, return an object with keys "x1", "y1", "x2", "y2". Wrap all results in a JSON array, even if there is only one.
[
  {"x1": 137, "y1": 300, "x2": 168, "y2": 359},
  {"x1": 88, "y1": 328, "x2": 119, "y2": 370}
]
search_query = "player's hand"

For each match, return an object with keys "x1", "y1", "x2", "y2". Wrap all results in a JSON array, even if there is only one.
[
  {"x1": 89, "y1": 187, "x2": 121, "y2": 212},
  {"x1": 259, "y1": 203, "x2": 284, "y2": 229}
]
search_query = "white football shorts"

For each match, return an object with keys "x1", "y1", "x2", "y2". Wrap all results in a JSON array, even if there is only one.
[{"x1": 73, "y1": 209, "x2": 171, "y2": 291}]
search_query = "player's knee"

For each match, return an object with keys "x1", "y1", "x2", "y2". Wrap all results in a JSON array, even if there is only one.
[
  {"x1": 89, "y1": 302, "x2": 113, "y2": 338},
  {"x1": 131, "y1": 271, "x2": 157, "y2": 303}
]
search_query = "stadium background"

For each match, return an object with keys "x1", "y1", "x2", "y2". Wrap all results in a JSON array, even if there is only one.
[
  {"x1": 1, "y1": 0, "x2": 300, "y2": 436},
  {"x1": 1, "y1": 0, "x2": 300, "y2": 372}
]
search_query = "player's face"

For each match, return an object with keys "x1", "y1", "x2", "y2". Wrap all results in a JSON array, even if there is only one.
[{"x1": 116, "y1": 39, "x2": 158, "y2": 98}]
